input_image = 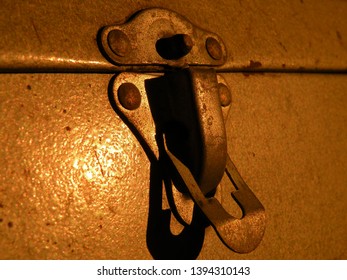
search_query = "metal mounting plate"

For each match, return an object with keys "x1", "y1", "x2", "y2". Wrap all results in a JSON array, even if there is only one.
[{"x1": 100, "y1": 8, "x2": 227, "y2": 67}]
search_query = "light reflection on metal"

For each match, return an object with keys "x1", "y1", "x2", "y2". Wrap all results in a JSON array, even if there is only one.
[
  {"x1": 0, "y1": 73, "x2": 160, "y2": 259},
  {"x1": 0, "y1": 54, "x2": 112, "y2": 72},
  {"x1": 72, "y1": 139, "x2": 130, "y2": 185}
]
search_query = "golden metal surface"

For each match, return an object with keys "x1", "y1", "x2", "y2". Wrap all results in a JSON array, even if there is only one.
[
  {"x1": 1, "y1": 0, "x2": 346, "y2": 72},
  {"x1": 1, "y1": 0, "x2": 347, "y2": 260},
  {"x1": 0, "y1": 74, "x2": 152, "y2": 259},
  {"x1": 1, "y1": 73, "x2": 346, "y2": 259}
]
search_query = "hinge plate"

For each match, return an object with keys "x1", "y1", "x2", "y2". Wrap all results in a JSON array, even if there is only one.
[{"x1": 100, "y1": 8, "x2": 227, "y2": 67}]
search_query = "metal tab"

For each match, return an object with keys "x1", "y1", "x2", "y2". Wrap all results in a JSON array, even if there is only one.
[{"x1": 165, "y1": 147, "x2": 266, "y2": 253}]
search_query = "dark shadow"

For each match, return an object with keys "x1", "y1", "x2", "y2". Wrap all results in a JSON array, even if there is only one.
[
  {"x1": 108, "y1": 72, "x2": 208, "y2": 259},
  {"x1": 144, "y1": 70, "x2": 203, "y2": 192},
  {"x1": 146, "y1": 159, "x2": 207, "y2": 260}
]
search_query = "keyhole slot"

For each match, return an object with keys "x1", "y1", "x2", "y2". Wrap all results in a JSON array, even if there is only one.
[{"x1": 156, "y1": 34, "x2": 193, "y2": 60}]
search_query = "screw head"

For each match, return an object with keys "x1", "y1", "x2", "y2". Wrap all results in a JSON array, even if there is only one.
[
  {"x1": 117, "y1": 83, "x2": 141, "y2": 110},
  {"x1": 107, "y1": 30, "x2": 131, "y2": 57},
  {"x1": 206, "y1": 37, "x2": 223, "y2": 60},
  {"x1": 218, "y1": 83, "x2": 231, "y2": 107}
]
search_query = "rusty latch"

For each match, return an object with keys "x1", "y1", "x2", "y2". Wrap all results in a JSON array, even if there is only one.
[{"x1": 99, "y1": 8, "x2": 265, "y2": 253}]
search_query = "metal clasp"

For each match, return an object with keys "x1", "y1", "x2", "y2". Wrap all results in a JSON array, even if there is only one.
[{"x1": 100, "y1": 8, "x2": 265, "y2": 254}]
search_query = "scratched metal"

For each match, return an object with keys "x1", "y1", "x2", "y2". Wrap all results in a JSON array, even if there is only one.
[
  {"x1": 1, "y1": 0, "x2": 347, "y2": 72},
  {"x1": 1, "y1": 0, "x2": 347, "y2": 260},
  {"x1": 199, "y1": 73, "x2": 347, "y2": 259},
  {"x1": 1, "y1": 73, "x2": 346, "y2": 259}
]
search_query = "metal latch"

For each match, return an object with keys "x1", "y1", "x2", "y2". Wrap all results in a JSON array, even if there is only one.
[{"x1": 99, "y1": 8, "x2": 265, "y2": 254}]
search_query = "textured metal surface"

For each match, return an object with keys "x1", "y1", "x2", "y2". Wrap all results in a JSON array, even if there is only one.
[
  {"x1": 1, "y1": 0, "x2": 347, "y2": 72},
  {"x1": 0, "y1": 74, "x2": 152, "y2": 259},
  {"x1": 212, "y1": 73, "x2": 347, "y2": 259},
  {"x1": 1, "y1": 73, "x2": 346, "y2": 259},
  {"x1": 100, "y1": 8, "x2": 226, "y2": 67},
  {"x1": 1, "y1": 0, "x2": 347, "y2": 260}
]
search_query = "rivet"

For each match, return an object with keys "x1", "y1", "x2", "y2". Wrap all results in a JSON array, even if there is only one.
[
  {"x1": 206, "y1": 37, "x2": 223, "y2": 60},
  {"x1": 107, "y1": 30, "x2": 131, "y2": 57},
  {"x1": 218, "y1": 83, "x2": 232, "y2": 107},
  {"x1": 117, "y1": 83, "x2": 141, "y2": 110}
]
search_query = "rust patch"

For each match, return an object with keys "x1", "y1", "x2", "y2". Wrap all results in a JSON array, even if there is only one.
[
  {"x1": 248, "y1": 60, "x2": 262, "y2": 68},
  {"x1": 65, "y1": 126, "x2": 72, "y2": 131},
  {"x1": 282, "y1": 64, "x2": 286, "y2": 68},
  {"x1": 27, "y1": 85, "x2": 31, "y2": 90},
  {"x1": 0, "y1": 218, "x2": 3, "y2": 223},
  {"x1": 242, "y1": 72, "x2": 264, "y2": 77},
  {"x1": 117, "y1": 83, "x2": 141, "y2": 110},
  {"x1": 0, "y1": 203, "x2": 3, "y2": 208},
  {"x1": 8, "y1": 221, "x2": 13, "y2": 228},
  {"x1": 62, "y1": 109, "x2": 67, "y2": 114}
]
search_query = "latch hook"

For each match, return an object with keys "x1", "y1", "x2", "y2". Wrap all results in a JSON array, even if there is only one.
[
  {"x1": 108, "y1": 68, "x2": 265, "y2": 253},
  {"x1": 166, "y1": 146, "x2": 266, "y2": 253},
  {"x1": 102, "y1": 8, "x2": 265, "y2": 255}
]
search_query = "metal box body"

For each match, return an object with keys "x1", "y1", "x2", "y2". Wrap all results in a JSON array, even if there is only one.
[{"x1": 0, "y1": 0, "x2": 346, "y2": 259}]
